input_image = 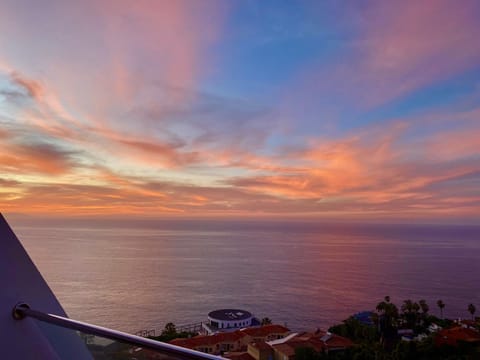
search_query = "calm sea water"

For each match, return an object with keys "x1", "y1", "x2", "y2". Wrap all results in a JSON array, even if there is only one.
[{"x1": 11, "y1": 220, "x2": 480, "y2": 333}]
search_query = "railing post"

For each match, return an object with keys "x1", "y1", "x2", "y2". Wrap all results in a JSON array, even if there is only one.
[
  {"x1": 12, "y1": 302, "x2": 30, "y2": 320},
  {"x1": 11, "y1": 303, "x2": 225, "y2": 360}
]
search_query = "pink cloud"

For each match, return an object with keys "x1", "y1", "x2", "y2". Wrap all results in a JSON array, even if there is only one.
[
  {"x1": 0, "y1": 1, "x2": 479, "y2": 220},
  {"x1": 93, "y1": 0, "x2": 227, "y2": 105},
  {"x1": 0, "y1": 0, "x2": 228, "y2": 129},
  {"x1": 1, "y1": 102, "x2": 479, "y2": 218},
  {"x1": 279, "y1": 0, "x2": 480, "y2": 123},
  {"x1": 0, "y1": 142, "x2": 77, "y2": 175},
  {"x1": 224, "y1": 115, "x2": 480, "y2": 216},
  {"x1": 358, "y1": 0, "x2": 480, "y2": 105},
  {"x1": 9, "y1": 71, "x2": 43, "y2": 99},
  {"x1": 421, "y1": 128, "x2": 480, "y2": 161}
]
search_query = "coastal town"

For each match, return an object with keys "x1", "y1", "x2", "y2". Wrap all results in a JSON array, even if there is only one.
[{"x1": 133, "y1": 299, "x2": 480, "y2": 359}]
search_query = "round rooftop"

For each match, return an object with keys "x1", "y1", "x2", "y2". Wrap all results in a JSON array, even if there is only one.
[{"x1": 208, "y1": 309, "x2": 252, "y2": 321}]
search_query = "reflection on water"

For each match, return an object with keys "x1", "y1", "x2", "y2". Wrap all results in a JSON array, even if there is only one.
[{"x1": 13, "y1": 221, "x2": 480, "y2": 333}]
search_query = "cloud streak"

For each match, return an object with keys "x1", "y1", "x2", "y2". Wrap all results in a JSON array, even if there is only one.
[
  {"x1": 1, "y1": 107, "x2": 478, "y2": 220},
  {"x1": 277, "y1": 0, "x2": 480, "y2": 133},
  {"x1": 0, "y1": 134, "x2": 79, "y2": 175},
  {"x1": 0, "y1": 1, "x2": 479, "y2": 222}
]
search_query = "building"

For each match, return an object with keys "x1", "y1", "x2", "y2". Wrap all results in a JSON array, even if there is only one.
[
  {"x1": 246, "y1": 341, "x2": 273, "y2": 360},
  {"x1": 225, "y1": 351, "x2": 256, "y2": 360},
  {"x1": 204, "y1": 309, "x2": 256, "y2": 334},
  {"x1": 435, "y1": 326, "x2": 480, "y2": 347},
  {"x1": 171, "y1": 331, "x2": 248, "y2": 354},
  {"x1": 222, "y1": 329, "x2": 353, "y2": 360},
  {"x1": 171, "y1": 324, "x2": 290, "y2": 356},
  {"x1": 268, "y1": 331, "x2": 353, "y2": 360},
  {"x1": 457, "y1": 319, "x2": 480, "y2": 330},
  {"x1": 241, "y1": 325, "x2": 290, "y2": 343}
]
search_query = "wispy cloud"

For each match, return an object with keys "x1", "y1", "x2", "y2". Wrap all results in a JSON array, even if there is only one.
[
  {"x1": 9, "y1": 71, "x2": 43, "y2": 100},
  {"x1": 277, "y1": 0, "x2": 480, "y2": 132},
  {"x1": 2, "y1": 106, "x2": 478, "y2": 219},
  {"x1": 0, "y1": 1, "x2": 479, "y2": 221},
  {"x1": 358, "y1": 0, "x2": 480, "y2": 105},
  {"x1": 0, "y1": 132, "x2": 80, "y2": 175}
]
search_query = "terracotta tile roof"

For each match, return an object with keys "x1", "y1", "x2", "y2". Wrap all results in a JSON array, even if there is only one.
[
  {"x1": 436, "y1": 326, "x2": 480, "y2": 346},
  {"x1": 459, "y1": 319, "x2": 478, "y2": 328},
  {"x1": 171, "y1": 324, "x2": 290, "y2": 350},
  {"x1": 241, "y1": 324, "x2": 290, "y2": 337},
  {"x1": 291, "y1": 338, "x2": 325, "y2": 353},
  {"x1": 272, "y1": 343, "x2": 296, "y2": 358},
  {"x1": 272, "y1": 338, "x2": 325, "y2": 359},
  {"x1": 170, "y1": 331, "x2": 245, "y2": 348},
  {"x1": 250, "y1": 341, "x2": 272, "y2": 351},
  {"x1": 323, "y1": 335, "x2": 354, "y2": 349},
  {"x1": 270, "y1": 330, "x2": 352, "y2": 358},
  {"x1": 311, "y1": 330, "x2": 354, "y2": 349},
  {"x1": 225, "y1": 351, "x2": 256, "y2": 360}
]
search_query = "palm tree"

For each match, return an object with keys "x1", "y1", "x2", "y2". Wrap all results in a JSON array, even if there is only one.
[
  {"x1": 468, "y1": 304, "x2": 476, "y2": 321},
  {"x1": 437, "y1": 300, "x2": 445, "y2": 319},
  {"x1": 401, "y1": 300, "x2": 420, "y2": 328},
  {"x1": 418, "y1": 299, "x2": 429, "y2": 325},
  {"x1": 376, "y1": 296, "x2": 399, "y2": 332},
  {"x1": 419, "y1": 299, "x2": 429, "y2": 315}
]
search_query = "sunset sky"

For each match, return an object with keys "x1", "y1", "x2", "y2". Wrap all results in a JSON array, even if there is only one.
[{"x1": 1, "y1": 0, "x2": 479, "y2": 221}]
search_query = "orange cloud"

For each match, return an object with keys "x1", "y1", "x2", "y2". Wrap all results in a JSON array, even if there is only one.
[
  {"x1": 9, "y1": 71, "x2": 43, "y2": 99},
  {"x1": 0, "y1": 141, "x2": 77, "y2": 175},
  {"x1": 1, "y1": 110, "x2": 479, "y2": 219},
  {"x1": 224, "y1": 117, "x2": 480, "y2": 216},
  {"x1": 0, "y1": 2, "x2": 479, "y2": 221}
]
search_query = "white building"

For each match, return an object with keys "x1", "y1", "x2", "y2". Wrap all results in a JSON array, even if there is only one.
[{"x1": 203, "y1": 309, "x2": 255, "y2": 334}]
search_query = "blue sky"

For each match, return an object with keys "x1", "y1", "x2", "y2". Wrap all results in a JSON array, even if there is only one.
[{"x1": 0, "y1": 0, "x2": 479, "y2": 222}]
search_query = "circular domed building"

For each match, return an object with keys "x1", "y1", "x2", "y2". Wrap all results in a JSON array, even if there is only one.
[{"x1": 205, "y1": 309, "x2": 254, "y2": 333}]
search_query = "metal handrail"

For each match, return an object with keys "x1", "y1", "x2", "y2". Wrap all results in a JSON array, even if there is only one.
[{"x1": 13, "y1": 303, "x2": 224, "y2": 360}]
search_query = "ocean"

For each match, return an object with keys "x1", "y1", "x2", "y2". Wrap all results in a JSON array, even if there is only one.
[{"x1": 11, "y1": 219, "x2": 480, "y2": 334}]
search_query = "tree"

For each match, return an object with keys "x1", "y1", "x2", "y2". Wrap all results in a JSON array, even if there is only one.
[
  {"x1": 401, "y1": 300, "x2": 420, "y2": 328},
  {"x1": 329, "y1": 317, "x2": 378, "y2": 344},
  {"x1": 161, "y1": 322, "x2": 177, "y2": 339},
  {"x1": 419, "y1": 299, "x2": 429, "y2": 315},
  {"x1": 392, "y1": 339, "x2": 418, "y2": 360},
  {"x1": 295, "y1": 347, "x2": 322, "y2": 360},
  {"x1": 261, "y1": 317, "x2": 272, "y2": 326},
  {"x1": 418, "y1": 299, "x2": 429, "y2": 327},
  {"x1": 376, "y1": 296, "x2": 399, "y2": 321},
  {"x1": 437, "y1": 300, "x2": 445, "y2": 319},
  {"x1": 468, "y1": 304, "x2": 476, "y2": 321},
  {"x1": 376, "y1": 296, "x2": 399, "y2": 342}
]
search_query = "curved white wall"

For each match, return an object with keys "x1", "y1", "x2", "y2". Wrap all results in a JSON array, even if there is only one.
[{"x1": 208, "y1": 315, "x2": 253, "y2": 329}]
